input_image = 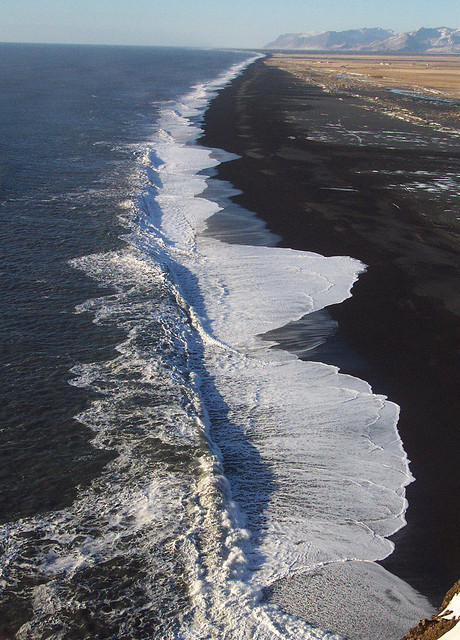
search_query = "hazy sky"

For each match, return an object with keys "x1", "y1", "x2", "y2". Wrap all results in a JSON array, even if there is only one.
[{"x1": 1, "y1": 0, "x2": 459, "y2": 48}]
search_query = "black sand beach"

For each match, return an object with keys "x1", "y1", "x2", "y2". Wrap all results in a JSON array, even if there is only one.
[{"x1": 199, "y1": 57, "x2": 459, "y2": 611}]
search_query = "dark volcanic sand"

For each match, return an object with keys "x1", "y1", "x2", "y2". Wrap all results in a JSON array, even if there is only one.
[{"x1": 199, "y1": 59, "x2": 459, "y2": 606}]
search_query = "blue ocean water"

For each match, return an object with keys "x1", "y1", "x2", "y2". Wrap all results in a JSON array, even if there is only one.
[
  {"x1": 0, "y1": 42, "x2": 251, "y2": 519},
  {"x1": 0, "y1": 44, "x2": 432, "y2": 639},
  {"x1": 0, "y1": 43, "x2": 252, "y2": 637}
]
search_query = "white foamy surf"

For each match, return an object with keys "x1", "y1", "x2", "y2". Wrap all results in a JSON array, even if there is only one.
[
  {"x1": 123, "y1": 57, "x2": 428, "y2": 636},
  {"x1": 1, "y1": 55, "x2": 433, "y2": 639}
]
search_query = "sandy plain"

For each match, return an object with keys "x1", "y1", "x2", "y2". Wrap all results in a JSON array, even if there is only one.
[{"x1": 266, "y1": 54, "x2": 460, "y2": 99}]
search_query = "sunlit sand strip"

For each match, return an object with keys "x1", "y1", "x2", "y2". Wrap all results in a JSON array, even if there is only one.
[{"x1": 266, "y1": 54, "x2": 460, "y2": 99}]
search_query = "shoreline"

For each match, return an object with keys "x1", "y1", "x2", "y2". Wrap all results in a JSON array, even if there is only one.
[{"x1": 199, "y1": 57, "x2": 459, "y2": 609}]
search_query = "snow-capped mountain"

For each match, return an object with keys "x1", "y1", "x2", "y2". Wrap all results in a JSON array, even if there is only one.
[{"x1": 264, "y1": 27, "x2": 460, "y2": 53}]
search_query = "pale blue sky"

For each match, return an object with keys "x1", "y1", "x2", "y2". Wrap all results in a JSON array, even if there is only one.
[{"x1": 1, "y1": 0, "x2": 459, "y2": 48}]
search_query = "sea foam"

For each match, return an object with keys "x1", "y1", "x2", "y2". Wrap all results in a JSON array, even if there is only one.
[
  {"x1": 0, "y1": 54, "x2": 428, "y2": 640},
  {"x1": 128, "y1": 56, "x2": 421, "y2": 635}
]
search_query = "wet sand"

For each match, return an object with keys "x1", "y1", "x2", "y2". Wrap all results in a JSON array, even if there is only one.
[{"x1": 199, "y1": 56, "x2": 459, "y2": 620}]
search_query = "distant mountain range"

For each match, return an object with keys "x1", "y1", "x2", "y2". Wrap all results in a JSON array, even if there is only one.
[{"x1": 264, "y1": 27, "x2": 460, "y2": 53}]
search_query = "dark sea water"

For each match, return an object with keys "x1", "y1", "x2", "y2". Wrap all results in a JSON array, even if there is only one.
[
  {"x1": 0, "y1": 43, "x2": 248, "y2": 520},
  {"x1": 0, "y1": 44, "x2": 433, "y2": 639},
  {"x1": 0, "y1": 43, "x2": 250, "y2": 638}
]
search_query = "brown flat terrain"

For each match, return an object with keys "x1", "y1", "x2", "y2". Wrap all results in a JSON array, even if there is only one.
[{"x1": 267, "y1": 54, "x2": 460, "y2": 98}]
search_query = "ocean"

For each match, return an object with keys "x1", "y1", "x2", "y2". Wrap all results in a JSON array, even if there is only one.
[{"x1": 0, "y1": 43, "x2": 432, "y2": 639}]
